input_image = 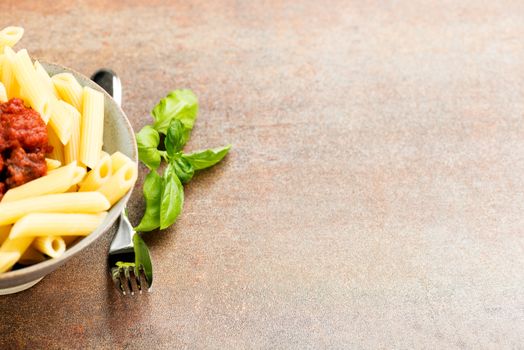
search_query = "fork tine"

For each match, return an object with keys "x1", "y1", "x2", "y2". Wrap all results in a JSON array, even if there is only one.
[
  {"x1": 118, "y1": 268, "x2": 130, "y2": 295},
  {"x1": 111, "y1": 268, "x2": 125, "y2": 295},
  {"x1": 135, "y1": 267, "x2": 146, "y2": 294},
  {"x1": 134, "y1": 268, "x2": 145, "y2": 294},
  {"x1": 138, "y1": 266, "x2": 151, "y2": 292},
  {"x1": 131, "y1": 267, "x2": 143, "y2": 294},
  {"x1": 123, "y1": 267, "x2": 133, "y2": 295},
  {"x1": 122, "y1": 267, "x2": 134, "y2": 295},
  {"x1": 127, "y1": 267, "x2": 139, "y2": 295}
]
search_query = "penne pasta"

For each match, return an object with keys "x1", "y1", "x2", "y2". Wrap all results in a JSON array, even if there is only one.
[
  {"x1": 71, "y1": 166, "x2": 87, "y2": 184},
  {"x1": 9, "y1": 213, "x2": 107, "y2": 239},
  {"x1": 1, "y1": 47, "x2": 20, "y2": 99},
  {"x1": 0, "y1": 225, "x2": 11, "y2": 245},
  {"x1": 47, "y1": 125, "x2": 64, "y2": 163},
  {"x1": 64, "y1": 105, "x2": 81, "y2": 164},
  {"x1": 12, "y1": 49, "x2": 53, "y2": 122},
  {"x1": 78, "y1": 153, "x2": 112, "y2": 192},
  {"x1": 97, "y1": 160, "x2": 137, "y2": 206},
  {"x1": 0, "y1": 26, "x2": 24, "y2": 52},
  {"x1": 0, "y1": 235, "x2": 31, "y2": 252},
  {"x1": 51, "y1": 72, "x2": 83, "y2": 111},
  {"x1": 79, "y1": 86, "x2": 104, "y2": 168},
  {"x1": 66, "y1": 185, "x2": 78, "y2": 192},
  {"x1": 45, "y1": 158, "x2": 62, "y2": 171},
  {"x1": 32, "y1": 236, "x2": 66, "y2": 258},
  {"x1": 0, "y1": 192, "x2": 110, "y2": 226},
  {"x1": 0, "y1": 81, "x2": 7, "y2": 102},
  {"x1": 0, "y1": 236, "x2": 33, "y2": 273},
  {"x1": 18, "y1": 86, "x2": 31, "y2": 106},
  {"x1": 2, "y1": 162, "x2": 79, "y2": 202},
  {"x1": 65, "y1": 166, "x2": 86, "y2": 191},
  {"x1": 49, "y1": 99, "x2": 76, "y2": 145},
  {"x1": 34, "y1": 60, "x2": 59, "y2": 98},
  {"x1": 0, "y1": 252, "x2": 21, "y2": 273},
  {"x1": 110, "y1": 151, "x2": 133, "y2": 172},
  {"x1": 100, "y1": 151, "x2": 110, "y2": 160}
]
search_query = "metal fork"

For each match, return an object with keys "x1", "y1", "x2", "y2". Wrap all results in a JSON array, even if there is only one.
[
  {"x1": 91, "y1": 69, "x2": 153, "y2": 295},
  {"x1": 107, "y1": 211, "x2": 152, "y2": 295}
]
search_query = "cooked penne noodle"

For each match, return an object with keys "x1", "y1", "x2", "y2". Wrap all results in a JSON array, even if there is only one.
[
  {"x1": 0, "y1": 81, "x2": 7, "y2": 102},
  {"x1": 2, "y1": 162, "x2": 79, "y2": 202},
  {"x1": 0, "y1": 192, "x2": 110, "y2": 226},
  {"x1": 51, "y1": 72, "x2": 83, "y2": 111},
  {"x1": 34, "y1": 60, "x2": 59, "y2": 98},
  {"x1": 97, "y1": 160, "x2": 137, "y2": 206},
  {"x1": 79, "y1": 153, "x2": 112, "y2": 192},
  {"x1": 66, "y1": 185, "x2": 78, "y2": 192},
  {"x1": 47, "y1": 125, "x2": 64, "y2": 163},
  {"x1": 0, "y1": 236, "x2": 33, "y2": 273},
  {"x1": 1, "y1": 47, "x2": 20, "y2": 99},
  {"x1": 65, "y1": 168, "x2": 86, "y2": 192},
  {"x1": 18, "y1": 246, "x2": 45, "y2": 265},
  {"x1": 0, "y1": 26, "x2": 24, "y2": 51},
  {"x1": 9, "y1": 212, "x2": 107, "y2": 239},
  {"x1": 64, "y1": 105, "x2": 81, "y2": 164},
  {"x1": 32, "y1": 236, "x2": 66, "y2": 258},
  {"x1": 0, "y1": 225, "x2": 11, "y2": 245},
  {"x1": 71, "y1": 166, "x2": 87, "y2": 184},
  {"x1": 12, "y1": 49, "x2": 53, "y2": 122},
  {"x1": 18, "y1": 86, "x2": 31, "y2": 106},
  {"x1": 45, "y1": 158, "x2": 62, "y2": 171},
  {"x1": 80, "y1": 86, "x2": 104, "y2": 168},
  {"x1": 110, "y1": 151, "x2": 133, "y2": 172},
  {"x1": 64, "y1": 167, "x2": 86, "y2": 192},
  {"x1": 0, "y1": 252, "x2": 21, "y2": 273},
  {"x1": 0, "y1": 234, "x2": 31, "y2": 252},
  {"x1": 49, "y1": 99, "x2": 76, "y2": 145}
]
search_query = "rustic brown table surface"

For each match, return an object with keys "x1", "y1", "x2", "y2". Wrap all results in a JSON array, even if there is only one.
[{"x1": 1, "y1": 1, "x2": 524, "y2": 349}]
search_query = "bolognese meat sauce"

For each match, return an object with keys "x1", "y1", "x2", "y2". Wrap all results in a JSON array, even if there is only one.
[{"x1": 0, "y1": 98, "x2": 52, "y2": 200}]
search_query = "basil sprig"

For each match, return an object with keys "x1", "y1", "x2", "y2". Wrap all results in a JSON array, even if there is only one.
[{"x1": 135, "y1": 89, "x2": 231, "y2": 232}]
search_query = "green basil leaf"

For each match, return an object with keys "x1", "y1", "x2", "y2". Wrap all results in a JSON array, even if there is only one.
[
  {"x1": 136, "y1": 125, "x2": 161, "y2": 170},
  {"x1": 152, "y1": 89, "x2": 198, "y2": 134},
  {"x1": 182, "y1": 145, "x2": 231, "y2": 170},
  {"x1": 173, "y1": 157, "x2": 194, "y2": 184},
  {"x1": 160, "y1": 163, "x2": 184, "y2": 229},
  {"x1": 165, "y1": 119, "x2": 187, "y2": 157},
  {"x1": 135, "y1": 171, "x2": 163, "y2": 232},
  {"x1": 133, "y1": 233, "x2": 153, "y2": 287},
  {"x1": 138, "y1": 148, "x2": 161, "y2": 170},
  {"x1": 136, "y1": 125, "x2": 160, "y2": 149}
]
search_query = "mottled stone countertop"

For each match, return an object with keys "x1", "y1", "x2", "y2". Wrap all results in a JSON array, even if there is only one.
[{"x1": 1, "y1": 1, "x2": 524, "y2": 349}]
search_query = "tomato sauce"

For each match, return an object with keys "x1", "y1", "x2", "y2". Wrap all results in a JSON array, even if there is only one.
[{"x1": 0, "y1": 98, "x2": 52, "y2": 201}]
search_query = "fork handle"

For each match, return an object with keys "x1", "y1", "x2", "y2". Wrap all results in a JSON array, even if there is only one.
[{"x1": 108, "y1": 212, "x2": 135, "y2": 252}]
